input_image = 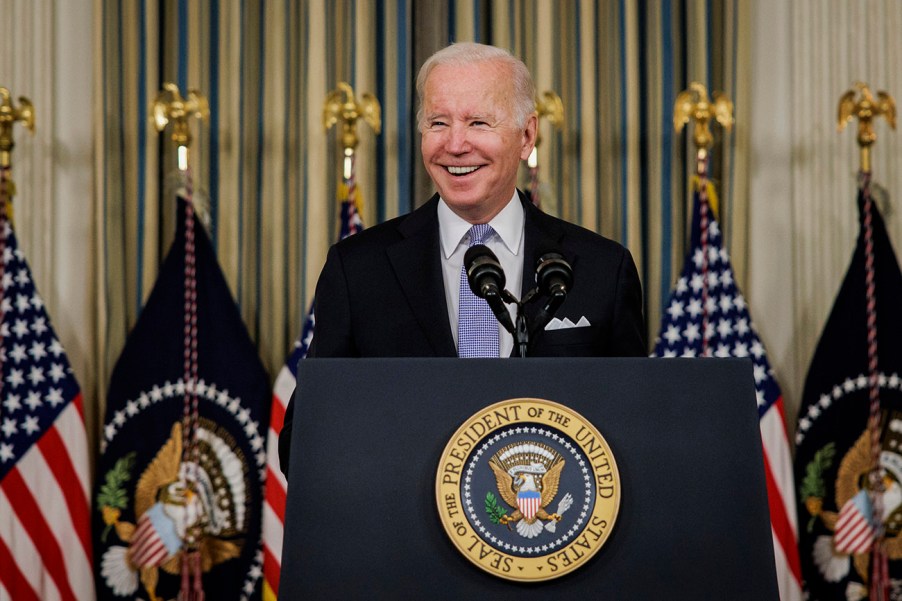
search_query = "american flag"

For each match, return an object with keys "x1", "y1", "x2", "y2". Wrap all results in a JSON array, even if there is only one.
[
  {"x1": 652, "y1": 182, "x2": 802, "y2": 601},
  {"x1": 262, "y1": 198, "x2": 363, "y2": 599},
  {"x1": 0, "y1": 220, "x2": 94, "y2": 600}
]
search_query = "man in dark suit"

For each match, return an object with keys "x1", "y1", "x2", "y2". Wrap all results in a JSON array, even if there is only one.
[{"x1": 279, "y1": 42, "x2": 646, "y2": 475}]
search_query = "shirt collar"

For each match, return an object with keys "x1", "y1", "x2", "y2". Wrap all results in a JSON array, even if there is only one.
[{"x1": 438, "y1": 191, "x2": 524, "y2": 258}]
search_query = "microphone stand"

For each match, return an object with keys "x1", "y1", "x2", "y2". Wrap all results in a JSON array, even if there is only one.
[{"x1": 501, "y1": 290, "x2": 530, "y2": 358}]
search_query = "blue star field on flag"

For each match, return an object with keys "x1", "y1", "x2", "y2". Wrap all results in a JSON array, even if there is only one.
[
  {"x1": 652, "y1": 196, "x2": 778, "y2": 418},
  {"x1": 0, "y1": 223, "x2": 81, "y2": 474}
]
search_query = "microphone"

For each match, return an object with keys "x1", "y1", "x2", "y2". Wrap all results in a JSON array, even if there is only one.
[
  {"x1": 532, "y1": 249, "x2": 573, "y2": 334},
  {"x1": 464, "y1": 244, "x2": 516, "y2": 334},
  {"x1": 535, "y1": 251, "x2": 573, "y2": 298}
]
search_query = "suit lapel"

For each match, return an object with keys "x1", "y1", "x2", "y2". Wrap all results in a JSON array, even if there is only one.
[
  {"x1": 386, "y1": 196, "x2": 457, "y2": 357},
  {"x1": 520, "y1": 193, "x2": 570, "y2": 311}
]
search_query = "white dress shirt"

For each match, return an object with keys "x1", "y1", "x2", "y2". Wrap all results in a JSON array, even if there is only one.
[{"x1": 438, "y1": 192, "x2": 524, "y2": 358}]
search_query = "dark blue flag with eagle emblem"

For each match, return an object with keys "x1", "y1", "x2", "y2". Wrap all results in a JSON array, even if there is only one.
[
  {"x1": 795, "y1": 186, "x2": 902, "y2": 599},
  {"x1": 92, "y1": 197, "x2": 270, "y2": 600}
]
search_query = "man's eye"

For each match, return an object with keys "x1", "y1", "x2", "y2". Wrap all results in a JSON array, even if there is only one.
[
  {"x1": 429, "y1": 120, "x2": 447, "y2": 128},
  {"x1": 471, "y1": 121, "x2": 488, "y2": 127}
]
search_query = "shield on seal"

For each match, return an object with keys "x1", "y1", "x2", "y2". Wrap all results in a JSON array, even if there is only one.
[{"x1": 517, "y1": 490, "x2": 541, "y2": 520}]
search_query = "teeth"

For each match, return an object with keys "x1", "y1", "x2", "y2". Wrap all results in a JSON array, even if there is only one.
[{"x1": 447, "y1": 166, "x2": 479, "y2": 175}]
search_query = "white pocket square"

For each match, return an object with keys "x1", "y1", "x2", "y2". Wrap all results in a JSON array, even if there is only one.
[{"x1": 545, "y1": 316, "x2": 592, "y2": 331}]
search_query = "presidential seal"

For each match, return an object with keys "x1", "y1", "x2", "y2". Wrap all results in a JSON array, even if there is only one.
[{"x1": 436, "y1": 398, "x2": 620, "y2": 582}]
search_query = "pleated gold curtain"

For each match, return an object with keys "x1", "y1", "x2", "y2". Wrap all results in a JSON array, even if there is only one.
[{"x1": 96, "y1": 0, "x2": 748, "y2": 416}]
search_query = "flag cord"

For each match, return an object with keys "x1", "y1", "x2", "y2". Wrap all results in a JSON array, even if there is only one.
[
  {"x1": 345, "y1": 152, "x2": 357, "y2": 211},
  {"x1": 697, "y1": 160, "x2": 711, "y2": 357},
  {"x1": 181, "y1": 172, "x2": 201, "y2": 481},
  {"x1": 862, "y1": 170, "x2": 890, "y2": 599},
  {"x1": 0, "y1": 165, "x2": 8, "y2": 402},
  {"x1": 180, "y1": 172, "x2": 205, "y2": 601}
]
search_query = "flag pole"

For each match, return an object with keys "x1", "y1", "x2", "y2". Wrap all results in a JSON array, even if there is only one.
[
  {"x1": 149, "y1": 82, "x2": 210, "y2": 601},
  {"x1": 527, "y1": 90, "x2": 563, "y2": 208},
  {"x1": 673, "y1": 82, "x2": 733, "y2": 357},
  {"x1": 837, "y1": 81, "x2": 896, "y2": 601}
]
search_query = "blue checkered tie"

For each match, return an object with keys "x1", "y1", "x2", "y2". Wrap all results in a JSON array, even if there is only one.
[{"x1": 458, "y1": 224, "x2": 499, "y2": 358}]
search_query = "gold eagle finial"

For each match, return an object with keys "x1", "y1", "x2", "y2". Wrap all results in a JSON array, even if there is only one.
[
  {"x1": 837, "y1": 82, "x2": 895, "y2": 172},
  {"x1": 674, "y1": 82, "x2": 733, "y2": 156},
  {"x1": 150, "y1": 82, "x2": 210, "y2": 149},
  {"x1": 323, "y1": 82, "x2": 381, "y2": 152},
  {"x1": 0, "y1": 87, "x2": 35, "y2": 175},
  {"x1": 536, "y1": 90, "x2": 564, "y2": 129}
]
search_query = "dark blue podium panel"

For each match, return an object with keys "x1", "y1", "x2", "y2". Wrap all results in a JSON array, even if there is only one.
[{"x1": 281, "y1": 358, "x2": 778, "y2": 600}]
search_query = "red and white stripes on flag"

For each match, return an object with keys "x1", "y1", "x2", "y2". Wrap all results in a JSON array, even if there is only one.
[
  {"x1": 261, "y1": 355, "x2": 303, "y2": 600},
  {"x1": 1, "y1": 399, "x2": 94, "y2": 601},
  {"x1": 0, "y1": 218, "x2": 94, "y2": 601}
]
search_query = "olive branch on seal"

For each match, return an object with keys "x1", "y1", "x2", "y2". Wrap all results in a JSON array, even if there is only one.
[
  {"x1": 96, "y1": 452, "x2": 136, "y2": 541},
  {"x1": 485, "y1": 492, "x2": 508, "y2": 525},
  {"x1": 799, "y1": 442, "x2": 836, "y2": 533}
]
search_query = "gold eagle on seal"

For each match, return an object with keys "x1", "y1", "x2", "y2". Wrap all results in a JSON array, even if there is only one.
[
  {"x1": 489, "y1": 441, "x2": 567, "y2": 538},
  {"x1": 98, "y1": 421, "x2": 247, "y2": 601}
]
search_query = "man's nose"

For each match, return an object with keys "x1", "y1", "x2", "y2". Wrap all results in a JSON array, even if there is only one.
[{"x1": 445, "y1": 124, "x2": 471, "y2": 153}]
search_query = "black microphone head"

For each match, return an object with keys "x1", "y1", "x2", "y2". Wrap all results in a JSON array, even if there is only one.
[
  {"x1": 464, "y1": 244, "x2": 506, "y2": 298},
  {"x1": 535, "y1": 249, "x2": 573, "y2": 297}
]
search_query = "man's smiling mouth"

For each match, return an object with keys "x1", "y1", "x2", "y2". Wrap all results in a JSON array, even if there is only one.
[{"x1": 446, "y1": 165, "x2": 481, "y2": 175}]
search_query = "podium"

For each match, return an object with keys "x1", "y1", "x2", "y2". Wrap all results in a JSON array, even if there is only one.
[{"x1": 280, "y1": 358, "x2": 779, "y2": 599}]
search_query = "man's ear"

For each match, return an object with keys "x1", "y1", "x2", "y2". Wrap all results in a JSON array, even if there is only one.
[{"x1": 520, "y1": 113, "x2": 538, "y2": 160}]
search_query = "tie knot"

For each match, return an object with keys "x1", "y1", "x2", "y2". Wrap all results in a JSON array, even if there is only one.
[{"x1": 468, "y1": 223, "x2": 494, "y2": 247}]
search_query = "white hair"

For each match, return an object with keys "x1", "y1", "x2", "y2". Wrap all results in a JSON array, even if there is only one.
[{"x1": 415, "y1": 42, "x2": 536, "y2": 130}]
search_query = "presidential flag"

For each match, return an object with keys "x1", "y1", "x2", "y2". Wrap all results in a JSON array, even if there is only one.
[
  {"x1": 261, "y1": 196, "x2": 362, "y2": 599},
  {"x1": 0, "y1": 215, "x2": 94, "y2": 600},
  {"x1": 795, "y1": 184, "x2": 902, "y2": 598},
  {"x1": 652, "y1": 181, "x2": 802, "y2": 600},
  {"x1": 93, "y1": 198, "x2": 270, "y2": 600}
]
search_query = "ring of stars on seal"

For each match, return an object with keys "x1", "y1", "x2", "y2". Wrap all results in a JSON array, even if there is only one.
[{"x1": 463, "y1": 425, "x2": 595, "y2": 555}]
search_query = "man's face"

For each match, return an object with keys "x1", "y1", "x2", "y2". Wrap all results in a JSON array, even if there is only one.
[{"x1": 420, "y1": 61, "x2": 537, "y2": 224}]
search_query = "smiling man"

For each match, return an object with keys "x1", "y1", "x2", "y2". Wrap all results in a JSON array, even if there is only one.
[
  {"x1": 279, "y1": 42, "x2": 646, "y2": 476},
  {"x1": 419, "y1": 49, "x2": 536, "y2": 224}
]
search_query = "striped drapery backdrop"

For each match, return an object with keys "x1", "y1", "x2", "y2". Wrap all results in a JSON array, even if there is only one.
[
  {"x1": 96, "y1": 0, "x2": 416, "y2": 390},
  {"x1": 96, "y1": 0, "x2": 747, "y2": 397}
]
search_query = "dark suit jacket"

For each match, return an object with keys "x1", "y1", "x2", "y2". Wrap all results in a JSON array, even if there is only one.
[{"x1": 279, "y1": 192, "x2": 646, "y2": 474}]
